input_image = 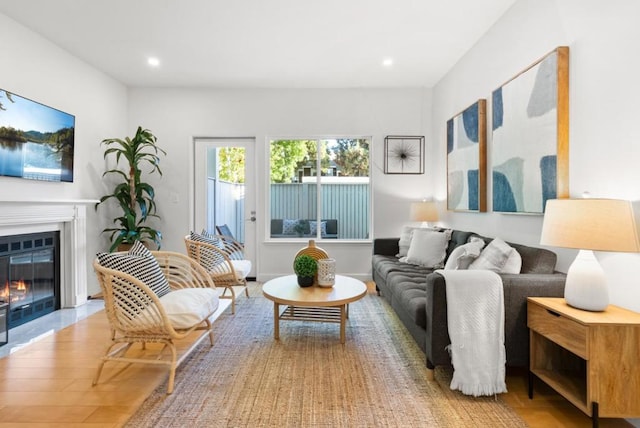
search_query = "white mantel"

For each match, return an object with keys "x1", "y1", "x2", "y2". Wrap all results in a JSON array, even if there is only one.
[{"x1": 0, "y1": 199, "x2": 98, "y2": 308}]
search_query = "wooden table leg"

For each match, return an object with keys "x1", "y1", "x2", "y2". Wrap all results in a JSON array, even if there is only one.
[
  {"x1": 340, "y1": 305, "x2": 346, "y2": 344},
  {"x1": 273, "y1": 302, "x2": 280, "y2": 340}
]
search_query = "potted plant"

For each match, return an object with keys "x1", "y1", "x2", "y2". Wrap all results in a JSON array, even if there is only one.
[
  {"x1": 293, "y1": 219, "x2": 308, "y2": 237},
  {"x1": 96, "y1": 126, "x2": 166, "y2": 252},
  {"x1": 294, "y1": 254, "x2": 317, "y2": 287}
]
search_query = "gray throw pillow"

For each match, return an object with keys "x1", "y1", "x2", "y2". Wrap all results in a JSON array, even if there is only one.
[{"x1": 468, "y1": 238, "x2": 514, "y2": 273}]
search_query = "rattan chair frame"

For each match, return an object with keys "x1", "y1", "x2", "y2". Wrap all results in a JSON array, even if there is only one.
[
  {"x1": 184, "y1": 235, "x2": 249, "y2": 314},
  {"x1": 92, "y1": 250, "x2": 217, "y2": 394}
]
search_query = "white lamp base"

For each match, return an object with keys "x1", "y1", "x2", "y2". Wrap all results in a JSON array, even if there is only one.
[{"x1": 564, "y1": 250, "x2": 609, "y2": 312}]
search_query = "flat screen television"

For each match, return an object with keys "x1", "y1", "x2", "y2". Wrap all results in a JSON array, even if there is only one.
[{"x1": 0, "y1": 88, "x2": 75, "y2": 182}]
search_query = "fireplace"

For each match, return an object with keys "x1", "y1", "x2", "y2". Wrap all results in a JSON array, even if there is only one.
[
  {"x1": 0, "y1": 232, "x2": 61, "y2": 328},
  {"x1": 0, "y1": 200, "x2": 94, "y2": 312}
]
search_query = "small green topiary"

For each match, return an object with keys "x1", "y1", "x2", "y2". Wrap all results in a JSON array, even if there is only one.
[{"x1": 294, "y1": 254, "x2": 317, "y2": 277}]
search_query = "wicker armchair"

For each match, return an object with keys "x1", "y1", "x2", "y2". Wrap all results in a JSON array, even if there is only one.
[
  {"x1": 184, "y1": 234, "x2": 251, "y2": 314},
  {"x1": 92, "y1": 250, "x2": 219, "y2": 394}
]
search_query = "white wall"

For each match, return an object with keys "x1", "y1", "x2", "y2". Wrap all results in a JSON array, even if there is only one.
[
  {"x1": 1, "y1": 13, "x2": 129, "y2": 296},
  {"x1": 431, "y1": 0, "x2": 640, "y2": 312},
  {"x1": 127, "y1": 87, "x2": 431, "y2": 280}
]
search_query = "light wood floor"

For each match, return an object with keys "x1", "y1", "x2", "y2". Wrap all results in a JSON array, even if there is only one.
[{"x1": 0, "y1": 289, "x2": 634, "y2": 427}]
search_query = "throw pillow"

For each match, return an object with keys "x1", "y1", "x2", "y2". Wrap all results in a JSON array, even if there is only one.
[
  {"x1": 444, "y1": 237, "x2": 486, "y2": 270},
  {"x1": 309, "y1": 220, "x2": 327, "y2": 236},
  {"x1": 404, "y1": 229, "x2": 452, "y2": 268},
  {"x1": 468, "y1": 237, "x2": 515, "y2": 273},
  {"x1": 502, "y1": 247, "x2": 522, "y2": 274},
  {"x1": 97, "y1": 241, "x2": 171, "y2": 298},
  {"x1": 188, "y1": 231, "x2": 225, "y2": 271},
  {"x1": 396, "y1": 226, "x2": 421, "y2": 258},
  {"x1": 282, "y1": 219, "x2": 299, "y2": 235}
]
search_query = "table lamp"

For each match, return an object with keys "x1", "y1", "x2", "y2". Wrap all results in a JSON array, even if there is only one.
[
  {"x1": 410, "y1": 200, "x2": 439, "y2": 228},
  {"x1": 540, "y1": 198, "x2": 640, "y2": 311}
]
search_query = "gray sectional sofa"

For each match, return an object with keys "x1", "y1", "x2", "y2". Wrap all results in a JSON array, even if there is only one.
[{"x1": 372, "y1": 229, "x2": 566, "y2": 371}]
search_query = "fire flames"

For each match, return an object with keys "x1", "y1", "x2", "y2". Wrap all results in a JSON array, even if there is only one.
[{"x1": 1, "y1": 279, "x2": 29, "y2": 303}]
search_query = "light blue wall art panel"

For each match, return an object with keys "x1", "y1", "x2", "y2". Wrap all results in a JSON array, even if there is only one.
[{"x1": 491, "y1": 47, "x2": 569, "y2": 214}]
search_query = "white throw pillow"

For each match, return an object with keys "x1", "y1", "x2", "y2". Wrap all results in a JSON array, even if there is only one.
[
  {"x1": 396, "y1": 226, "x2": 421, "y2": 257},
  {"x1": 468, "y1": 237, "x2": 516, "y2": 273},
  {"x1": 444, "y1": 237, "x2": 486, "y2": 270},
  {"x1": 404, "y1": 229, "x2": 452, "y2": 268},
  {"x1": 502, "y1": 248, "x2": 522, "y2": 274}
]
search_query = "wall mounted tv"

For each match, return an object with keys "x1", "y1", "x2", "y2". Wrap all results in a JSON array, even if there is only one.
[{"x1": 0, "y1": 88, "x2": 75, "y2": 182}]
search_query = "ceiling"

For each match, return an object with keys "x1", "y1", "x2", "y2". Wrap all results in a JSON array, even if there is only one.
[{"x1": 0, "y1": 0, "x2": 516, "y2": 88}]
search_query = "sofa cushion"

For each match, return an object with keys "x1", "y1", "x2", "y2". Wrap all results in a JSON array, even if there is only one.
[
  {"x1": 158, "y1": 288, "x2": 219, "y2": 329},
  {"x1": 404, "y1": 229, "x2": 452, "y2": 268},
  {"x1": 387, "y1": 271, "x2": 430, "y2": 329}
]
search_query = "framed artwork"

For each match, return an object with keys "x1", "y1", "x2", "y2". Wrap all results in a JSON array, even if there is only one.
[
  {"x1": 447, "y1": 99, "x2": 487, "y2": 212},
  {"x1": 492, "y1": 46, "x2": 569, "y2": 214},
  {"x1": 384, "y1": 135, "x2": 424, "y2": 174}
]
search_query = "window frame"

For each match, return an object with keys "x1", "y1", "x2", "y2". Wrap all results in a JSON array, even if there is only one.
[{"x1": 266, "y1": 136, "x2": 372, "y2": 243}]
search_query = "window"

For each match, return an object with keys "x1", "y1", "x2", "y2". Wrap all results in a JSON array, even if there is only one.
[{"x1": 269, "y1": 138, "x2": 370, "y2": 240}]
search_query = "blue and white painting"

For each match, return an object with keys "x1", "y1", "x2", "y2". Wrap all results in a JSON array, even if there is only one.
[
  {"x1": 492, "y1": 48, "x2": 566, "y2": 214},
  {"x1": 447, "y1": 99, "x2": 486, "y2": 211}
]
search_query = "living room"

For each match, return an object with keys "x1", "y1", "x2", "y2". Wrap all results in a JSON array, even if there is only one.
[{"x1": 1, "y1": 0, "x2": 640, "y2": 426}]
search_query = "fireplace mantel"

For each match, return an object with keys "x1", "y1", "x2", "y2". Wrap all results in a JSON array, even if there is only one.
[{"x1": 0, "y1": 199, "x2": 99, "y2": 308}]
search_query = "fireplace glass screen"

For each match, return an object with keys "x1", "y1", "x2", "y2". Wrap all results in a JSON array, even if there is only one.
[{"x1": 0, "y1": 232, "x2": 60, "y2": 329}]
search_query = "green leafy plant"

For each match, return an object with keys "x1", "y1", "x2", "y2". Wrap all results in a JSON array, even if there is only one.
[
  {"x1": 293, "y1": 219, "x2": 308, "y2": 236},
  {"x1": 294, "y1": 255, "x2": 317, "y2": 277},
  {"x1": 96, "y1": 127, "x2": 166, "y2": 252}
]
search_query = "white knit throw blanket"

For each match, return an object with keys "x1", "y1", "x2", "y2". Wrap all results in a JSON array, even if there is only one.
[{"x1": 435, "y1": 269, "x2": 507, "y2": 396}]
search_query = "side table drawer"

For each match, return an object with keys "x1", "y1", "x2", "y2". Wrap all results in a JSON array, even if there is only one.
[{"x1": 528, "y1": 302, "x2": 587, "y2": 359}]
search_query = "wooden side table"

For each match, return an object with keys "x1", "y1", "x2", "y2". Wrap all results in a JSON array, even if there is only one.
[{"x1": 527, "y1": 297, "x2": 640, "y2": 427}]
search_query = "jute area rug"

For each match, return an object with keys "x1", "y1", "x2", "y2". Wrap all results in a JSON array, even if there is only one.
[{"x1": 126, "y1": 283, "x2": 526, "y2": 428}]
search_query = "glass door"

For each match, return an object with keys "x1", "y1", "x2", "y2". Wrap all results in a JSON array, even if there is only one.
[{"x1": 193, "y1": 137, "x2": 256, "y2": 278}]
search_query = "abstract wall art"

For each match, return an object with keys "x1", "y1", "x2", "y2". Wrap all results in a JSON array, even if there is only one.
[
  {"x1": 384, "y1": 135, "x2": 424, "y2": 174},
  {"x1": 447, "y1": 99, "x2": 487, "y2": 212},
  {"x1": 492, "y1": 46, "x2": 569, "y2": 214}
]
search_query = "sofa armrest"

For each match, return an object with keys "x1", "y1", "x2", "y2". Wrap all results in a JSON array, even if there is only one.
[
  {"x1": 373, "y1": 238, "x2": 399, "y2": 256},
  {"x1": 425, "y1": 271, "x2": 566, "y2": 369},
  {"x1": 425, "y1": 272, "x2": 450, "y2": 368}
]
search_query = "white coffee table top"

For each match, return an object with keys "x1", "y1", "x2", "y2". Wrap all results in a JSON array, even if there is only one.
[{"x1": 262, "y1": 274, "x2": 367, "y2": 307}]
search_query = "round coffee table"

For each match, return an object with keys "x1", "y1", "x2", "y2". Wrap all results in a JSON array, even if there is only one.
[{"x1": 262, "y1": 274, "x2": 367, "y2": 344}]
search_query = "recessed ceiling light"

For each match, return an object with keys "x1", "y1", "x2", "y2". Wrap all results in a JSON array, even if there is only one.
[
  {"x1": 382, "y1": 58, "x2": 393, "y2": 67},
  {"x1": 147, "y1": 57, "x2": 160, "y2": 67}
]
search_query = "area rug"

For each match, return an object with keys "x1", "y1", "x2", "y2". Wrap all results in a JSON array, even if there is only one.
[{"x1": 126, "y1": 283, "x2": 526, "y2": 427}]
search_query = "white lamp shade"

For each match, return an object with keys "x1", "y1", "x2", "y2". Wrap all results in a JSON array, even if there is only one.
[
  {"x1": 541, "y1": 199, "x2": 640, "y2": 252},
  {"x1": 541, "y1": 198, "x2": 640, "y2": 311},
  {"x1": 410, "y1": 201, "x2": 439, "y2": 222}
]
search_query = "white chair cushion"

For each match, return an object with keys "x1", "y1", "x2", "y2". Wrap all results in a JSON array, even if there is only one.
[
  {"x1": 231, "y1": 259, "x2": 252, "y2": 279},
  {"x1": 159, "y1": 288, "x2": 219, "y2": 329}
]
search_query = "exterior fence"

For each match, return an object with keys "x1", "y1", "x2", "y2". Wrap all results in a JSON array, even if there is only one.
[
  {"x1": 270, "y1": 183, "x2": 370, "y2": 239},
  {"x1": 209, "y1": 179, "x2": 370, "y2": 240}
]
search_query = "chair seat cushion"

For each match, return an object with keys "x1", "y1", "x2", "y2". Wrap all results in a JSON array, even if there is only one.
[
  {"x1": 231, "y1": 259, "x2": 252, "y2": 279},
  {"x1": 159, "y1": 288, "x2": 219, "y2": 329}
]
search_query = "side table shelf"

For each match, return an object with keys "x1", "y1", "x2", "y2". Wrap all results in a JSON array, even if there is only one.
[{"x1": 527, "y1": 297, "x2": 640, "y2": 428}]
